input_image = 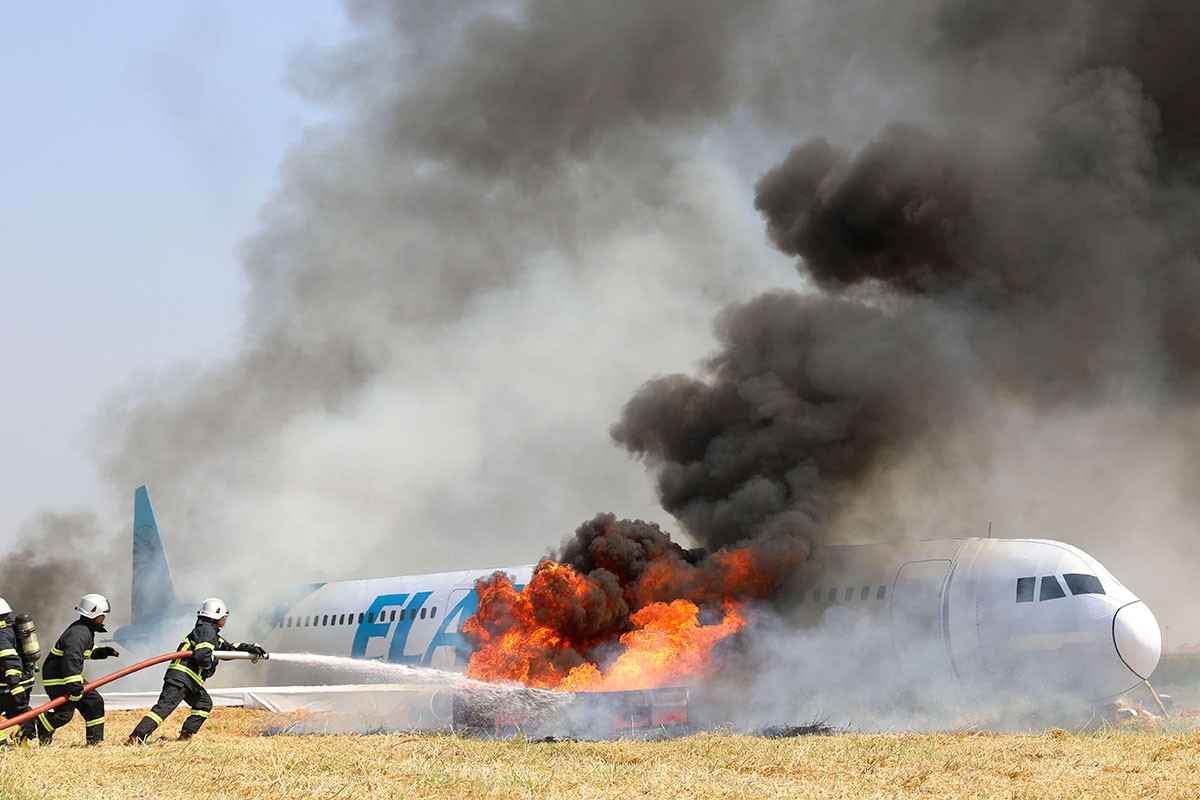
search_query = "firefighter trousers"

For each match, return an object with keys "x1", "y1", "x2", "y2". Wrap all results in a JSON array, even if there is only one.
[
  {"x1": 0, "y1": 691, "x2": 36, "y2": 738},
  {"x1": 35, "y1": 685, "x2": 105, "y2": 745},
  {"x1": 130, "y1": 680, "x2": 213, "y2": 741}
]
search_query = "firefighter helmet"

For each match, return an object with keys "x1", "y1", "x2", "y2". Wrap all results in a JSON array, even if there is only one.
[
  {"x1": 75, "y1": 594, "x2": 110, "y2": 619},
  {"x1": 197, "y1": 598, "x2": 229, "y2": 621},
  {"x1": 0, "y1": 597, "x2": 11, "y2": 616}
]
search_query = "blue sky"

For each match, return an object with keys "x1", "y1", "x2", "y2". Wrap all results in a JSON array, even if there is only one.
[{"x1": 0, "y1": 3, "x2": 349, "y2": 543}]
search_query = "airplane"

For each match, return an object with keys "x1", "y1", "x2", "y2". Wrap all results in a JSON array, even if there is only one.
[{"x1": 112, "y1": 486, "x2": 1162, "y2": 719}]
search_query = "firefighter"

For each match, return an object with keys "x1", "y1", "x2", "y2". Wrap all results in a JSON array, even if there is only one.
[
  {"x1": 34, "y1": 594, "x2": 119, "y2": 745},
  {"x1": 126, "y1": 598, "x2": 267, "y2": 744},
  {"x1": 0, "y1": 598, "x2": 36, "y2": 744}
]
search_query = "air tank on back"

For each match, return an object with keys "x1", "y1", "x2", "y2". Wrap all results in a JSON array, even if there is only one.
[{"x1": 14, "y1": 612, "x2": 40, "y2": 669}]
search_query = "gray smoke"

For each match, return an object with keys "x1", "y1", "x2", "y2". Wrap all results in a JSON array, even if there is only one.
[
  {"x1": 80, "y1": 0, "x2": 796, "y2": 605},
  {"x1": 614, "y1": 0, "x2": 1200, "y2": 581},
  {"x1": 0, "y1": 510, "x2": 126, "y2": 639}
]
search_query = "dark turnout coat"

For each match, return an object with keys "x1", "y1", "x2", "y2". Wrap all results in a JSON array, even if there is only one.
[
  {"x1": 166, "y1": 619, "x2": 259, "y2": 691},
  {"x1": 42, "y1": 617, "x2": 106, "y2": 697}
]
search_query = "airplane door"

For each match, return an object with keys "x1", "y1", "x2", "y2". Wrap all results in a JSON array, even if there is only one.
[{"x1": 891, "y1": 560, "x2": 955, "y2": 685}]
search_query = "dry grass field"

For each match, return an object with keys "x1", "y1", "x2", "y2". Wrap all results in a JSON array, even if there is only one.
[{"x1": 4, "y1": 708, "x2": 1200, "y2": 799}]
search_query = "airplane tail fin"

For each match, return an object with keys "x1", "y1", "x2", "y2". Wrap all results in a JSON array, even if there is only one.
[{"x1": 132, "y1": 485, "x2": 184, "y2": 625}]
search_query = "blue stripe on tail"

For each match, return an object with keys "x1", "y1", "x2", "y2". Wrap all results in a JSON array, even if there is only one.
[{"x1": 132, "y1": 485, "x2": 183, "y2": 625}]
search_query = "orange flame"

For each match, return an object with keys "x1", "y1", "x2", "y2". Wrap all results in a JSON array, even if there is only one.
[
  {"x1": 561, "y1": 599, "x2": 746, "y2": 691},
  {"x1": 463, "y1": 544, "x2": 781, "y2": 691}
]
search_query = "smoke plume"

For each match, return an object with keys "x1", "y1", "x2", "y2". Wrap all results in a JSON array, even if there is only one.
[{"x1": 6, "y1": 0, "x2": 1200, "y2": 669}]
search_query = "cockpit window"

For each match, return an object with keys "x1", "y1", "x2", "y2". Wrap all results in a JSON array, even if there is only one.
[
  {"x1": 1016, "y1": 576, "x2": 1035, "y2": 603},
  {"x1": 1040, "y1": 575, "x2": 1066, "y2": 601},
  {"x1": 1064, "y1": 573, "x2": 1105, "y2": 596}
]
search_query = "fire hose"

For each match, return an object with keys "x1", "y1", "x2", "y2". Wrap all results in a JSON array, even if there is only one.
[{"x1": 0, "y1": 649, "x2": 267, "y2": 732}]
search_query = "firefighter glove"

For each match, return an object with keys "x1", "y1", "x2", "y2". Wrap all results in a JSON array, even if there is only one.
[
  {"x1": 248, "y1": 644, "x2": 267, "y2": 658},
  {"x1": 91, "y1": 646, "x2": 119, "y2": 659}
]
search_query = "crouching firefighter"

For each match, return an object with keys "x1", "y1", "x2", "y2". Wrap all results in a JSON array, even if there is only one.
[
  {"x1": 0, "y1": 598, "x2": 37, "y2": 744},
  {"x1": 35, "y1": 594, "x2": 120, "y2": 745},
  {"x1": 127, "y1": 598, "x2": 267, "y2": 744}
]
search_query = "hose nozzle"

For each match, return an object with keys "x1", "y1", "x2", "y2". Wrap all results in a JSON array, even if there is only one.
[{"x1": 213, "y1": 651, "x2": 269, "y2": 663}]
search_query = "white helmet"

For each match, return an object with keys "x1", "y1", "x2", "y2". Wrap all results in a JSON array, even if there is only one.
[
  {"x1": 197, "y1": 598, "x2": 229, "y2": 621},
  {"x1": 0, "y1": 597, "x2": 11, "y2": 616},
  {"x1": 75, "y1": 594, "x2": 110, "y2": 619}
]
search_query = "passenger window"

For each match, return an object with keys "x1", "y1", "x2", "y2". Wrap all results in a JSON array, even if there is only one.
[
  {"x1": 1040, "y1": 575, "x2": 1066, "y2": 601},
  {"x1": 1064, "y1": 573, "x2": 1105, "y2": 596},
  {"x1": 1016, "y1": 577, "x2": 1035, "y2": 603},
  {"x1": 860, "y1": 586, "x2": 870, "y2": 601},
  {"x1": 357, "y1": 612, "x2": 364, "y2": 624},
  {"x1": 420, "y1": 607, "x2": 427, "y2": 619},
  {"x1": 431, "y1": 607, "x2": 437, "y2": 620},
  {"x1": 339, "y1": 614, "x2": 346, "y2": 625},
  {"x1": 286, "y1": 617, "x2": 292, "y2": 628},
  {"x1": 322, "y1": 615, "x2": 329, "y2": 626},
  {"x1": 390, "y1": 610, "x2": 397, "y2": 622},
  {"x1": 827, "y1": 588, "x2": 838, "y2": 602},
  {"x1": 368, "y1": 612, "x2": 375, "y2": 623},
  {"x1": 812, "y1": 589, "x2": 821, "y2": 602},
  {"x1": 305, "y1": 616, "x2": 311, "y2": 627},
  {"x1": 876, "y1": 585, "x2": 886, "y2": 601},
  {"x1": 844, "y1": 587, "x2": 853, "y2": 601},
  {"x1": 399, "y1": 609, "x2": 406, "y2": 620}
]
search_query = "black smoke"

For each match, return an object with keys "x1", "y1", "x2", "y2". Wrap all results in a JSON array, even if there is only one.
[
  {"x1": 614, "y1": 293, "x2": 968, "y2": 548},
  {"x1": 615, "y1": 0, "x2": 1200, "y2": 554}
]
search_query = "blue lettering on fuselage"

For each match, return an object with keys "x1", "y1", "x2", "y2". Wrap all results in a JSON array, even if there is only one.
[
  {"x1": 352, "y1": 584, "x2": 515, "y2": 666},
  {"x1": 423, "y1": 590, "x2": 480, "y2": 666},
  {"x1": 351, "y1": 592, "x2": 432, "y2": 661}
]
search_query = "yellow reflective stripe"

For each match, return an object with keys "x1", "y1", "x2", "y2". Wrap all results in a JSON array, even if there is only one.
[
  {"x1": 0, "y1": 648, "x2": 18, "y2": 657},
  {"x1": 4, "y1": 668, "x2": 22, "y2": 676},
  {"x1": 83, "y1": 649, "x2": 93, "y2": 658},
  {"x1": 188, "y1": 709, "x2": 211, "y2": 718},
  {"x1": 193, "y1": 642, "x2": 215, "y2": 651},
  {"x1": 146, "y1": 711, "x2": 163, "y2": 725},
  {"x1": 50, "y1": 647, "x2": 64, "y2": 656},
  {"x1": 84, "y1": 716, "x2": 105, "y2": 727},
  {"x1": 38, "y1": 713, "x2": 55, "y2": 732},
  {"x1": 167, "y1": 662, "x2": 205, "y2": 685},
  {"x1": 42, "y1": 674, "x2": 84, "y2": 687},
  {"x1": 10, "y1": 686, "x2": 25, "y2": 696}
]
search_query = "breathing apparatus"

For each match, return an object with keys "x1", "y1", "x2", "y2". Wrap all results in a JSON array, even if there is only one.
[{"x1": 13, "y1": 613, "x2": 41, "y2": 672}]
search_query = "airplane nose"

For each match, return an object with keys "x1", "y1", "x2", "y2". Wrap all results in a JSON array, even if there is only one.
[{"x1": 1113, "y1": 601, "x2": 1162, "y2": 680}]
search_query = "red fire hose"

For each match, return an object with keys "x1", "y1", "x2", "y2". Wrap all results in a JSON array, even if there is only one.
[{"x1": 0, "y1": 650, "x2": 193, "y2": 732}]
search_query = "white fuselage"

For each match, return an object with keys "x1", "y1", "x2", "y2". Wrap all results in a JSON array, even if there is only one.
[
  {"x1": 784, "y1": 537, "x2": 1159, "y2": 706},
  {"x1": 221, "y1": 537, "x2": 1158, "y2": 707}
]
